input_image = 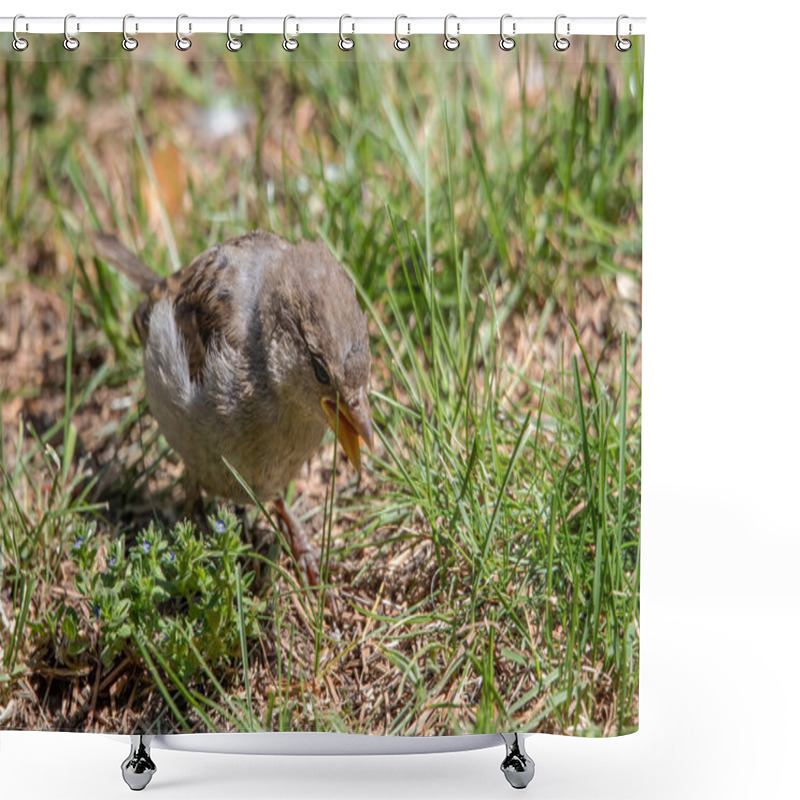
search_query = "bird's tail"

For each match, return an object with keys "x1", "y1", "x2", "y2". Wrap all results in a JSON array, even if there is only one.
[{"x1": 93, "y1": 233, "x2": 160, "y2": 292}]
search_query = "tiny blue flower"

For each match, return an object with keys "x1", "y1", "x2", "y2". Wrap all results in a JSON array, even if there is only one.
[
  {"x1": 109, "y1": 555, "x2": 117, "y2": 567},
  {"x1": 169, "y1": 552, "x2": 176, "y2": 563},
  {"x1": 93, "y1": 605, "x2": 101, "y2": 619},
  {"x1": 142, "y1": 540, "x2": 151, "y2": 554},
  {"x1": 215, "y1": 520, "x2": 226, "y2": 533},
  {"x1": 73, "y1": 537, "x2": 85, "y2": 550}
]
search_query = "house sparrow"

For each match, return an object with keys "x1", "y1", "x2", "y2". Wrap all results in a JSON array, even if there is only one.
[{"x1": 93, "y1": 231, "x2": 373, "y2": 585}]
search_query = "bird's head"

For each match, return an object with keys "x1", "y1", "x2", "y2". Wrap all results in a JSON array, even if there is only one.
[{"x1": 266, "y1": 241, "x2": 373, "y2": 472}]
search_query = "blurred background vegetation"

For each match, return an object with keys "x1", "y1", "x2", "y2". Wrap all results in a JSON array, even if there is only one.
[{"x1": 1, "y1": 34, "x2": 642, "y2": 737}]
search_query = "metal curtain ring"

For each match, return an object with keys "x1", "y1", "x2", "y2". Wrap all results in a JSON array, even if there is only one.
[
  {"x1": 63, "y1": 13, "x2": 80, "y2": 51},
  {"x1": 499, "y1": 13, "x2": 515, "y2": 51},
  {"x1": 283, "y1": 15, "x2": 299, "y2": 51},
  {"x1": 227, "y1": 15, "x2": 243, "y2": 51},
  {"x1": 122, "y1": 14, "x2": 138, "y2": 51},
  {"x1": 616, "y1": 14, "x2": 632, "y2": 51},
  {"x1": 175, "y1": 14, "x2": 192, "y2": 51},
  {"x1": 443, "y1": 14, "x2": 460, "y2": 51},
  {"x1": 12, "y1": 14, "x2": 29, "y2": 51},
  {"x1": 394, "y1": 14, "x2": 410, "y2": 51},
  {"x1": 339, "y1": 14, "x2": 354, "y2": 50},
  {"x1": 553, "y1": 14, "x2": 570, "y2": 51}
]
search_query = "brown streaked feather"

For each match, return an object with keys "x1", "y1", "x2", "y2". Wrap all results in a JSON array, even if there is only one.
[
  {"x1": 158, "y1": 245, "x2": 243, "y2": 382},
  {"x1": 94, "y1": 233, "x2": 250, "y2": 383}
]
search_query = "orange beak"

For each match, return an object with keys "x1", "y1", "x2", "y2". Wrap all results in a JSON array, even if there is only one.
[{"x1": 321, "y1": 390, "x2": 374, "y2": 473}]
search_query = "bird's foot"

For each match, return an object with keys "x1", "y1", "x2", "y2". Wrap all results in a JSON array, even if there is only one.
[
  {"x1": 274, "y1": 498, "x2": 320, "y2": 587},
  {"x1": 296, "y1": 549, "x2": 321, "y2": 587},
  {"x1": 184, "y1": 476, "x2": 210, "y2": 535}
]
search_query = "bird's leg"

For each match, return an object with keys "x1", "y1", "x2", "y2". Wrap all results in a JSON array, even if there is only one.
[
  {"x1": 273, "y1": 497, "x2": 320, "y2": 587},
  {"x1": 184, "y1": 473, "x2": 210, "y2": 535},
  {"x1": 235, "y1": 505, "x2": 249, "y2": 537}
]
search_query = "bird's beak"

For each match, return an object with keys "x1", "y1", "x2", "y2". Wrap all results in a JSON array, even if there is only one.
[{"x1": 321, "y1": 390, "x2": 374, "y2": 473}]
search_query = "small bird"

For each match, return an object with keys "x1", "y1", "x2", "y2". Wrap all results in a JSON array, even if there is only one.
[{"x1": 93, "y1": 231, "x2": 373, "y2": 585}]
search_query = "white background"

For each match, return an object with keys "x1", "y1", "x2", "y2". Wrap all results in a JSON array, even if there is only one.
[{"x1": 2, "y1": 1, "x2": 799, "y2": 798}]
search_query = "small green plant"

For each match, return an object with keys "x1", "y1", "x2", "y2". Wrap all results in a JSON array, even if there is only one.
[{"x1": 73, "y1": 510, "x2": 265, "y2": 684}]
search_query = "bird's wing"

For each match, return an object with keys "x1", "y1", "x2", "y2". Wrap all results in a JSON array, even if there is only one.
[{"x1": 141, "y1": 233, "x2": 285, "y2": 383}]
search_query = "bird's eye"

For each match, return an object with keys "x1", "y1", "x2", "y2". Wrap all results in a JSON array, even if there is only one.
[{"x1": 312, "y1": 356, "x2": 330, "y2": 385}]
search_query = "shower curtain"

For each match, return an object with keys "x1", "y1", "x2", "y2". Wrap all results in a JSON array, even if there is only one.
[{"x1": 1, "y1": 24, "x2": 642, "y2": 745}]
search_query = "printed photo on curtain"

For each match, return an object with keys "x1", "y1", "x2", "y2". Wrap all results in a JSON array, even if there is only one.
[{"x1": 0, "y1": 20, "x2": 643, "y2": 786}]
